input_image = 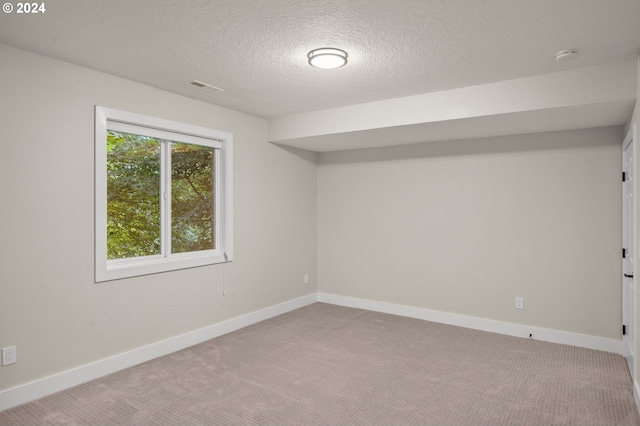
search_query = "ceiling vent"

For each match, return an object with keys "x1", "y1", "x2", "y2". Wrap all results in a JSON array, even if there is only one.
[{"x1": 188, "y1": 80, "x2": 224, "y2": 92}]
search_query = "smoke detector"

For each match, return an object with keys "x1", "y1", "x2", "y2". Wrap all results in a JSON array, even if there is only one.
[{"x1": 556, "y1": 49, "x2": 578, "y2": 61}]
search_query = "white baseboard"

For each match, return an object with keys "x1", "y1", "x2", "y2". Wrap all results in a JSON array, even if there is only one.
[
  {"x1": 0, "y1": 293, "x2": 317, "y2": 411},
  {"x1": 634, "y1": 379, "x2": 640, "y2": 415},
  {"x1": 0, "y1": 291, "x2": 626, "y2": 412},
  {"x1": 317, "y1": 293, "x2": 624, "y2": 355}
]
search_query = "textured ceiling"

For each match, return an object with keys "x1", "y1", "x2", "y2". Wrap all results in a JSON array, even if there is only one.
[{"x1": 1, "y1": 0, "x2": 639, "y2": 119}]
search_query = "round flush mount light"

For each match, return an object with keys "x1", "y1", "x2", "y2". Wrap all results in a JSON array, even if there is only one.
[
  {"x1": 556, "y1": 49, "x2": 578, "y2": 61},
  {"x1": 308, "y1": 48, "x2": 348, "y2": 69}
]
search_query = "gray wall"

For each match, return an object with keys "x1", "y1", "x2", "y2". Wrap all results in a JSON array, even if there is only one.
[
  {"x1": 318, "y1": 127, "x2": 623, "y2": 339},
  {"x1": 0, "y1": 44, "x2": 318, "y2": 391}
]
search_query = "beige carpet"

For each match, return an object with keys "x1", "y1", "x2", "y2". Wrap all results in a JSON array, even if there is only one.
[{"x1": 2, "y1": 302, "x2": 640, "y2": 425}]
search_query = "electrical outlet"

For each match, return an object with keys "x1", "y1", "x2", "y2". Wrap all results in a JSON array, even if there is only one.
[
  {"x1": 2, "y1": 346, "x2": 16, "y2": 366},
  {"x1": 304, "y1": 275, "x2": 309, "y2": 285},
  {"x1": 515, "y1": 297, "x2": 524, "y2": 310}
]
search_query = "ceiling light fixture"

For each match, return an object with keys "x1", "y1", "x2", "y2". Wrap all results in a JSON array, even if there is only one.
[{"x1": 308, "y1": 48, "x2": 348, "y2": 69}]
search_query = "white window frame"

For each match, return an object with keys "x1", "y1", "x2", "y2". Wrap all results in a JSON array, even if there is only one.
[{"x1": 95, "y1": 106, "x2": 233, "y2": 282}]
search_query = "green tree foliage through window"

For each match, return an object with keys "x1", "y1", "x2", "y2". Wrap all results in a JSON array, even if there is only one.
[
  {"x1": 107, "y1": 131, "x2": 161, "y2": 259},
  {"x1": 171, "y1": 142, "x2": 214, "y2": 254},
  {"x1": 106, "y1": 131, "x2": 214, "y2": 260}
]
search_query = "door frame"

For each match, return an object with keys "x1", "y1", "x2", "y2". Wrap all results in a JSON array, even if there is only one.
[{"x1": 623, "y1": 123, "x2": 637, "y2": 380}]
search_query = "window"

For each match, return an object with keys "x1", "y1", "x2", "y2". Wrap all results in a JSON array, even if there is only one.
[{"x1": 95, "y1": 106, "x2": 233, "y2": 282}]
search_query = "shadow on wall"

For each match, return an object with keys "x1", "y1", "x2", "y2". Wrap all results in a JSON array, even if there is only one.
[
  {"x1": 317, "y1": 126, "x2": 623, "y2": 165},
  {"x1": 270, "y1": 143, "x2": 319, "y2": 164}
]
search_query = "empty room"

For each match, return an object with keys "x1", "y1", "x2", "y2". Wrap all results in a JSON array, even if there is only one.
[{"x1": 2, "y1": 1, "x2": 640, "y2": 424}]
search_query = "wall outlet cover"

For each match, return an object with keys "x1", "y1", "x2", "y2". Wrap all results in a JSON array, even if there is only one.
[
  {"x1": 515, "y1": 297, "x2": 524, "y2": 310},
  {"x1": 2, "y1": 346, "x2": 16, "y2": 366}
]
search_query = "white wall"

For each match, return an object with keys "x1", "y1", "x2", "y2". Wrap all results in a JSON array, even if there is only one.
[
  {"x1": 318, "y1": 127, "x2": 622, "y2": 339},
  {"x1": 0, "y1": 44, "x2": 317, "y2": 391}
]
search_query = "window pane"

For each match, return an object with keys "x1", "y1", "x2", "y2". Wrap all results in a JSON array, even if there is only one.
[
  {"x1": 171, "y1": 142, "x2": 215, "y2": 253},
  {"x1": 107, "y1": 131, "x2": 161, "y2": 259}
]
